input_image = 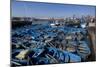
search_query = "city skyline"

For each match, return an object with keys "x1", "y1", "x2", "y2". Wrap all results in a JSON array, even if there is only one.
[{"x1": 11, "y1": 0, "x2": 96, "y2": 18}]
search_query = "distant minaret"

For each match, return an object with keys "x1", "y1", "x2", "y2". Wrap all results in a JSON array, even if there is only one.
[{"x1": 73, "y1": 15, "x2": 76, "y2": 20}]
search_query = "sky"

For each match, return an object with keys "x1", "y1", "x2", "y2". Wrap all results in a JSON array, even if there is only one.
[{"x1": 11, "y1": 0, "x2": 96, "y2": 18}]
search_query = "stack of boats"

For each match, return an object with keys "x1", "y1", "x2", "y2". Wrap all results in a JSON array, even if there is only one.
[{"x1": 11, "y1": 23, "x2": 91, "y2": 66}]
